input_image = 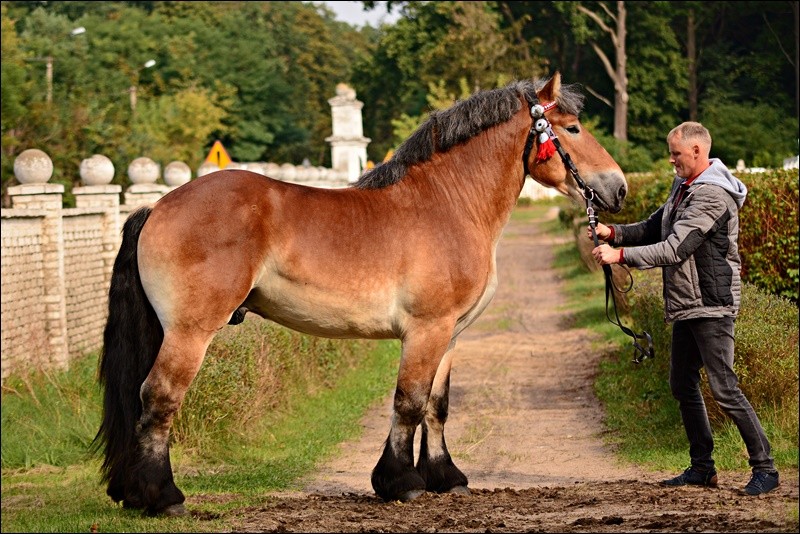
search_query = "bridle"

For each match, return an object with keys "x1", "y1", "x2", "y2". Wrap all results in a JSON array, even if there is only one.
[{"x1": 522, "y1": 95, "x2": 655, "y2": 364}]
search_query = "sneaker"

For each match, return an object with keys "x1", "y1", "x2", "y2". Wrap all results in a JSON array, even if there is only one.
[
  {"x1": 743, "y1": 471, "x2": 779, "y2": 496},
  {"x1": 660, "y1": 467, "x2": 718, "y2": 487}
]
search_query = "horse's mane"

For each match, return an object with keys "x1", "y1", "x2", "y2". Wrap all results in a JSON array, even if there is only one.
[{"x1": 354, "y1": 78, "x2": 585, "y2": 189}]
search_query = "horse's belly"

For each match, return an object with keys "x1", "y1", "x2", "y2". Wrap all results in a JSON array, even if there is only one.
[{"x1": 246, "y1": 278, "x2": 398, "y2": 340}]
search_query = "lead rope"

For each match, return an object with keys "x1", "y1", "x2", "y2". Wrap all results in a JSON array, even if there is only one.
[
  {"x1": 585, "y1": 197, "x2": 655, "y2": 364},
  {"x1": 525, "y1": 100, "x2": 654, "y2": 364}
]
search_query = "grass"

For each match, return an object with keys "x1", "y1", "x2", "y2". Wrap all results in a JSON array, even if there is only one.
[{"x1": 1, "y1": 324, "x2": 400, "y2": 533}]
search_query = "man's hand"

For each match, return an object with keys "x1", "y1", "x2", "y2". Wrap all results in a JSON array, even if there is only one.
[
  {"x1": 592, "y1": 244, "x2": 622, "y2": 265},
  {"x1": 587, "y1": 222, "x2": 612, "y2": 241}
]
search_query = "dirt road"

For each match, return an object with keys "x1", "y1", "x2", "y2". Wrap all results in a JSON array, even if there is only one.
[{"x1": 226, "y1": 208, "x2": 798, "y2": 533}]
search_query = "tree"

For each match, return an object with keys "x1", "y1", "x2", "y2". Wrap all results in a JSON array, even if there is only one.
[
  {"x1": 1, "y1": 3, "x2": 29, "y2": 196},
  {"x1": 566, "y1": 1, "x2": 629, "y2": 141}
]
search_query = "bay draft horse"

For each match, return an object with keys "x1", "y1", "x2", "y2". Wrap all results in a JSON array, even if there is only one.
[{"x1": 94, "y1": 72, "x2": 627, "y2": 516}]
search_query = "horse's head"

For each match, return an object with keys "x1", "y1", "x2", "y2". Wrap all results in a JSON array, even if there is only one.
[{"x1": 525, "y1": 73, "x2": 627, "y2": 213}]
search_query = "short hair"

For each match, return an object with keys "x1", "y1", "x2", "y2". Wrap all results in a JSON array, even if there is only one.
[{"x1": 668, "y1": 122, "x2": 712, "y2": 154}]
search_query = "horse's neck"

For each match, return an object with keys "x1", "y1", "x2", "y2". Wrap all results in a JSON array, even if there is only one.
[{"x1": 402, "y1": 121, "x2": 527, "y2": 236}]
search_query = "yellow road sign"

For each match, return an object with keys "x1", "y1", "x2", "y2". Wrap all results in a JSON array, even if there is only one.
[{"x1": 204, "y1": 140, "x2": 232, "y2": 169}]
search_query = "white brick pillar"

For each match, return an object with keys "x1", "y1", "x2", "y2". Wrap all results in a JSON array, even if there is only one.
[
  {"x1": 9, "y1": 149, "x2": 69, "y2": 369},
  {"x1": 75, "y1": 154, "x2": 123, "y2": 286},
  {"x1": 124, "y1": 156, "x2": 167, "y2": 207},
  {"x1": 74, "y1": 186, "x2": 122, "y2": 290},
  {"x1": 325, "y1": 83, "x2": 371, "y2": 183}
]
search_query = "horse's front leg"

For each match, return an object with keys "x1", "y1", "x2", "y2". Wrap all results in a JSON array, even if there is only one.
[
  {"x1": 416, "y1": 347, "x2": 469, "y2": 494},
  {"x1": 371, "y1": 322, "x2": 454, "y2": 502}
]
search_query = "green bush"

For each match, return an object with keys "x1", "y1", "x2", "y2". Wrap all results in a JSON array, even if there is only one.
[
  {"x1": 1, "y1": 318, "x2": 385, "y2": 470},
  {"x1": 720, "y1": 284, "x2": 799, "y2": 432},
  {"x1": 700, "y1": 98, "x2": 799, "y2": 169},
  {"x1": 626, "y1": 271, "x2": 799, "y2": 442},
  {"x1": 737, "y1": 169, "x2": 799, "y2": 301}
]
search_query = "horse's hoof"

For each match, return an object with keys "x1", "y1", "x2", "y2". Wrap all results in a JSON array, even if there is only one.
[
  {"x1": 160, "y1": 503, "x2": 187, "y2": 517},
  {"x1": 447, "y1": 485, "x2": 470, "y2": 496},
  {"x1": 398, "y1": 489, "x2": 425, "y2": 502}
]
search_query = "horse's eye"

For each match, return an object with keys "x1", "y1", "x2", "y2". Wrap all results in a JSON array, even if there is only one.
[{"x1": 565, "y1": 125, "x2": 580, "y2": 134}]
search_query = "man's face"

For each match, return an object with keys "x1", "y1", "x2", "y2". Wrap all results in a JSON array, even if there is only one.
[{"x1": 668, "y1": 135, "x2": 699, "y2": 179}]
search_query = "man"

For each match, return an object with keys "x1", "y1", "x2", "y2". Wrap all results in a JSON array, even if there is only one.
[{"x1": 588, "y1": 122, "x2": 779, "y2": 496}]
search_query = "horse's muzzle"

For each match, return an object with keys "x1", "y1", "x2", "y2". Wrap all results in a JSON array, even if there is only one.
[{"x1": 590, "y1": 172, "x2": 627, "y2": 213}]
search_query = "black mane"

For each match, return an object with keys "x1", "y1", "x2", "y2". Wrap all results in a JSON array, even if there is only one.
[{"x1": 354, "y1": 78, "x2": 585, "y2": 189}]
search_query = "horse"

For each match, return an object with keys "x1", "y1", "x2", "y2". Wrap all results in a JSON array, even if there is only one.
[{"x1": 93, "y1": 72, "x2": 627, "y2": 516}]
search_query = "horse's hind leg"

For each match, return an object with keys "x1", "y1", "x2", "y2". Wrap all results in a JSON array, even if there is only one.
[
  {"x1": 128, "y1": 329, "x2": 213, "y2": 516},
  {"x1": 371, "y1": 321, "x2": 454, "y2": 502},
  {"x1": 416, "y1": 347, "x2": 469, "y2": 494}
]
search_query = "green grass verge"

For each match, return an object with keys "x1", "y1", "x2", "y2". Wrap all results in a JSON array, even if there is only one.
[{"x1": 1, "y1": 333, "x2": 399, "y2": 533}]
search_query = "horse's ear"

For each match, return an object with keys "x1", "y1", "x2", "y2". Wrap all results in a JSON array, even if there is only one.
[{"x1": 538, "y1": 71, "x2": 562, "y2": 102}]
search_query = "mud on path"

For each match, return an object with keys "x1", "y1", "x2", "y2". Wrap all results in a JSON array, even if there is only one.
[{"x1": 222, "y1": 208, "x2": 799, "y2": 532}]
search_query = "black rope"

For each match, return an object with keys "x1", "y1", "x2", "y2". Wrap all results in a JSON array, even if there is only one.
[{"x1": 587, "y1": 198, "x2": 655, "y2": 364}]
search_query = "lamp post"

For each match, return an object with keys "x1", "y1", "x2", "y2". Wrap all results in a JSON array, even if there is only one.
[
  {"x1": 28, "y1": 26, "x2": 87, "y2": 105},
  {"x1": 129, "y1": 59, "x2": 156, "y2": 112}
]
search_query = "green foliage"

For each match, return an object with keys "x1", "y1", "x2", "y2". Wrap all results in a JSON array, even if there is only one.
[
  {"x1": 624, "y1": 1, "x2": 688, "y2": 156},
  {"x1": 132, "y1": 87, "x2": 232, "y2": 166},
  {"x1": 737, "y1": 169, "x2": 800, "y2": 300},
  {"x1": 717, "y1": 284, "x2": 799, "y2": 430},
  {"x1": 583, "y1": 116, "x2": 658, "y2": 173},
  {"x1": 1, "y1": 1, "x2": 365, "y2": 206},
  {"x1": 2, "y1": 0, "x2": 797, "y2": 213},
  {"x1": 701, "y1": 98, "x2": 799, "y2": 169}
]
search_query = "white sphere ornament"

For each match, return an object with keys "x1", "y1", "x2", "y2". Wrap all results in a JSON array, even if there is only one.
[
  {"x1": 164, "y1": 161, "x2": 192, "y2": 186},
  {"x1": 14, "y1": 148, "x2": 54, "y2": 184},
  {"x1": 79, "y1": 154, "x2": 115, "y2": 185},
  {"x1": 127, "y1": 157, "x2": 160, "y2": 184},
  {"x1": 197, "y1": 162, "x2": 219, "y2": 177}
]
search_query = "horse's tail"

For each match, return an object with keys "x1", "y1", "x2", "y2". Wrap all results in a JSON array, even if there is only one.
[{"x1": 92, "y1": 206, "x2": 163, "y2": 501}]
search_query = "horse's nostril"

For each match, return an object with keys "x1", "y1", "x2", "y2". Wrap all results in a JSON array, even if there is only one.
[{"x1": 618, "y1": 184, "x2": 627, "y2": 200}]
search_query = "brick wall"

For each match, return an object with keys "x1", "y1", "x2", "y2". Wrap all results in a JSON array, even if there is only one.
[
  {"x1": 1, "y1": 212, "x2": 51, "y2": 375},
  {"x1": 0, "y1": 184, "x2": 124, "y2": 382},
  {"x1": 62, "y1": 210, "x2": 110, "y2": 358}
]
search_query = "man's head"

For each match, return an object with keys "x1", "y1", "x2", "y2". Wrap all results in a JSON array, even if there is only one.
[{"x1": 667, "y1": 122, "x2": 712, "y2": 179}]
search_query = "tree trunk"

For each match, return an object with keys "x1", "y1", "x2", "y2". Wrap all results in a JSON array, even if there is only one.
[
  {"x1": 613, "y1": 1, "x2": 628, "y2": 141},
  {"x1": 578, "y1": 1, "x2": 628, "y2": 141},
  {"x1": 687, "y1": 8, "x2": 698, "y2": 122}
]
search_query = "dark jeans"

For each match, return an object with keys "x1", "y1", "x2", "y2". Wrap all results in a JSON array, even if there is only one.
[{"x1": 670, "y1": 317, "x2": 775, "y2": 473}]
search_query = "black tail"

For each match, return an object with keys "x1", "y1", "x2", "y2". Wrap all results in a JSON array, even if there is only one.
[{"x1": 92, "y1": 206, "x2": 163, "y2": 502}]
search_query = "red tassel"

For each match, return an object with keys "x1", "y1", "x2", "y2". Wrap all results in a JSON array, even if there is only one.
[{"x1": 536, "y1": 137, "x2": 556, "y2": 162}]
